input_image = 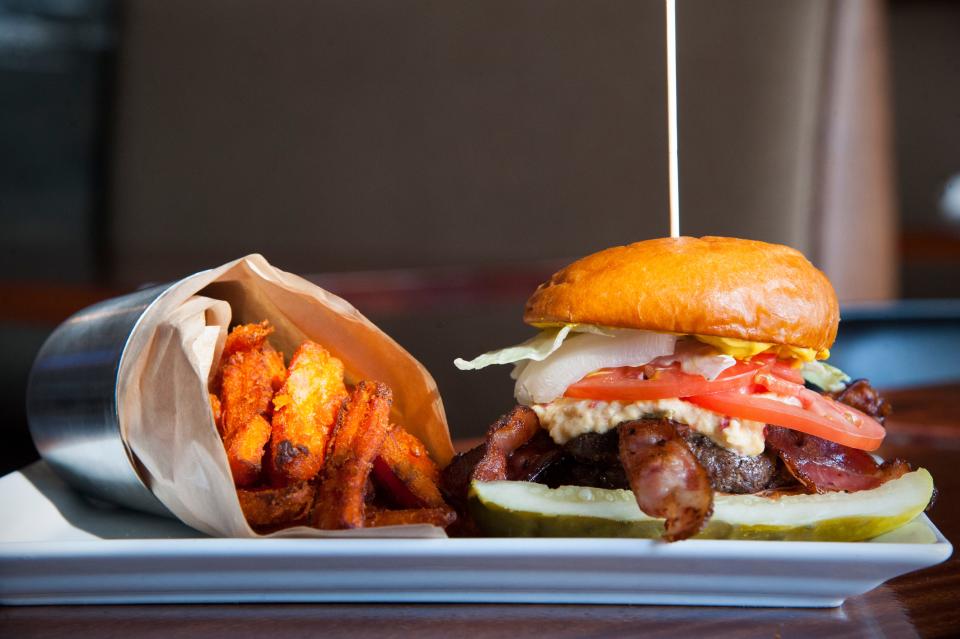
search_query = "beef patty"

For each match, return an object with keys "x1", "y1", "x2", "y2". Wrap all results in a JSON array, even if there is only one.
[
  {"x1": 556, "y1": 425, "x2": 787, "y2": 494},
  {"x1": 676, "y1": 428, "x2": 784, "y2": 494},
  {"x1": 441, "y1": 422, "x2": 792, "y2": 499}
]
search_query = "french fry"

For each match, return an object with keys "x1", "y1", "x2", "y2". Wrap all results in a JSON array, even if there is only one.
[
  {"x1": 268, "y1": 341, "x2": 348, "y2": 484},
  {"x1": 218, "y1": 322, "x2": 287, "y2": 486},
  {"x1": 209, "y1": 393, "x2": 222, "y2": 434},
  {"x1": 237, "y1": 481, "x2": 316, "y2": 529},
  {"x1": 220, "y1": 330, "x2": 285, "y2": 440},
  {"x1": 312, "y1": 381, "x2": 392, "y2": 529},
  {"x1": 222, "y1": 320, "x2": 274, "y2": 359},
  {"x1": 364, "y1": 506, "x2": 456, "y2": 528},
  {"x1": 225, "y1": 413, "x2": 272, "y2": 487},
  {"x1": 261, "y1": 342, "x2": 287, "y2": 391},
  {"x1": 211, "y1": 322, "x2": 454, "y2": 532},
  {"x1": 375, "y1": 424, "x2": 445, "y2": 507}
]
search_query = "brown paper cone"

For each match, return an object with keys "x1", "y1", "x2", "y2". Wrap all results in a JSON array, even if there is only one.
[{"x1": 117, "y1": 255, "x2": 453, "y2": 538}]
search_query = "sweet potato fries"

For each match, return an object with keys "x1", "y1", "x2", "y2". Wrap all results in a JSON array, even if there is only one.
[
  {"x1": 210, "y1": 321, "x2": 454, "y2": 532},
  {"x1": 269, "y1": 341, "x2": 348, "y2": 484},
  {"x1": 216, "y1": 321, "x2": 286, "y2": 487}
]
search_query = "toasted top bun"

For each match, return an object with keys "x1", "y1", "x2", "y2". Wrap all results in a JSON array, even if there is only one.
[{"x1": 524, "y1": 236, "x2": 839, "y2": 353}]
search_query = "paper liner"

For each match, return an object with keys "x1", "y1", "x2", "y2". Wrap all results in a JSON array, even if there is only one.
[{"x1": 117, "y1": 255, "x2": 453, "y2": 538}]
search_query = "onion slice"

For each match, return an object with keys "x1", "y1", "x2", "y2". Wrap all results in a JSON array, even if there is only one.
[
  {"x1": 649, "y1": 340, "x2": 736, "y2": 381},
  {"x1": 515, "y1": 330, "x2": 677, "y2": 404}
]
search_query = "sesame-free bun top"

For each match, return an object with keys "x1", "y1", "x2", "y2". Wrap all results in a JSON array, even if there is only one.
[{"x1": 524, "y1": 236, "x2": 839, "y2": 353}]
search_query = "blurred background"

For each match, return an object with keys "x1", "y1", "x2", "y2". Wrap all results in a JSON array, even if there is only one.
[{"x1": 1, "y1": 0, "x2": 958, "y2": 474}]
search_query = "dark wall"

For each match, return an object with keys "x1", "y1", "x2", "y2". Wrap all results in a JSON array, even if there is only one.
[
  {"x1": 0, "y1": 0, "x2": 115, "y2": 282},
  {"x1": 109, "y1": 0, "x2": 833, "y2": 283},
  {"x1": 889, "y1": 0, "x2": 960, "y2": 298},
  {"x1": 890, "y1": 0, "x2": 960, "y2": 232}
]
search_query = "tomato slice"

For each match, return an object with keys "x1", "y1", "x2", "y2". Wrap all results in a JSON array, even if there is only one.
[
  {"x1": 748, "y1": 353, "x2": 804, "y2": 385},
  {"x1": 686, "y1": 391, "x2": 885, "y2": 451},
  {"x1": 563, "y1": 353, "x2": 885, "y2": 451},
  {"x1": 564, "y1": 362, "x2": 761, "y2": 401},
  {"x1": 753, "y1": 370, "x2": 802, "y2": 397}
]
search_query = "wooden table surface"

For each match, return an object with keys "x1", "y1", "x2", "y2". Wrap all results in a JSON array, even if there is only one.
[{"x1": 2, "y1": 384, "x2": 958, "y2": 638}]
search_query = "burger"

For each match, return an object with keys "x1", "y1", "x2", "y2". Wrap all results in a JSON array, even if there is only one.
[{"x1": 442, "y1": 236, "x2": 934, "y2": 541}]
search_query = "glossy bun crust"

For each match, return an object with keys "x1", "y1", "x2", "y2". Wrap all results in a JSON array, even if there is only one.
[{"x1": 524, "y1": 237, "x2": 839, "y2": 352}]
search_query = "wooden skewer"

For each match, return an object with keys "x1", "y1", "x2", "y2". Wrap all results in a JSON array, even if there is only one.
[{"x1": 666, "y1": 0, "x2": 680, "y2": 238}]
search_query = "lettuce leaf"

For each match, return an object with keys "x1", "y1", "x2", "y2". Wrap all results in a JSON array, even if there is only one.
[
  {"x1": 453, "y1": 324, "x2": 614, "y2": 371},
  {"x1": 801, "y1": 360, "x2": 851, "y2": 392}
]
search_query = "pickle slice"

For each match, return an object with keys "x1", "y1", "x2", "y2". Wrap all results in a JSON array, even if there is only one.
[{"x1": 469, "y1": 469, "x2": 934, "y2": 541}]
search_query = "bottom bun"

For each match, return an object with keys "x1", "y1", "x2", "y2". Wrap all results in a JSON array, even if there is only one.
[{"x1": 468, "y1": 469, "x2": 933, "y2": 542}]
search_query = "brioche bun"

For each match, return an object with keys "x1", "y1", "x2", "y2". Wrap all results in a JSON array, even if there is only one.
[{"x1": 523, "y1": 236, "x2": 839, "y2": 353}]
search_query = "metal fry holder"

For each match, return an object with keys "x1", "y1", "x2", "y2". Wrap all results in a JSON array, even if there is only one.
[{"x1": 26, "y1": 284, "x2": 175, "y2": 517}]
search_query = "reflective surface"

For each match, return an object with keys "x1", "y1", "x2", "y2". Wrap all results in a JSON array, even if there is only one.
[
  {"x1": 0, "y1": 597, "x2": 922, "y2": 639},
  {"x1": 25, "y1": 284, "x2": 171, "y2": 516}
]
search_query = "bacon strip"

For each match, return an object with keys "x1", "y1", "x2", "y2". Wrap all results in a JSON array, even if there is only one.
[
  {"x1": 507, "y1": 429, "x2": 563, "y2": 482},
  {"x1": 765, "y1": 426, "x2": 909, "y2": 493},
  {"x1": 618, "y1": 419, "x2": 714, "y2": 542},
  {"x1": 829, "y1": 379, "x2": 892, "y2": 423},
  {"x1": 471, "y1": 406, "x2": 541, "y2": 482},
  {"x1": 439, "y1": 446, "x2": 486, "y2": 514}
]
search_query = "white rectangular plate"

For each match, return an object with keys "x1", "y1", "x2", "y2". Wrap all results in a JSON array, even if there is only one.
[{"x1": 0, "y1": 462, "x2": 951, "y2": 607}]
